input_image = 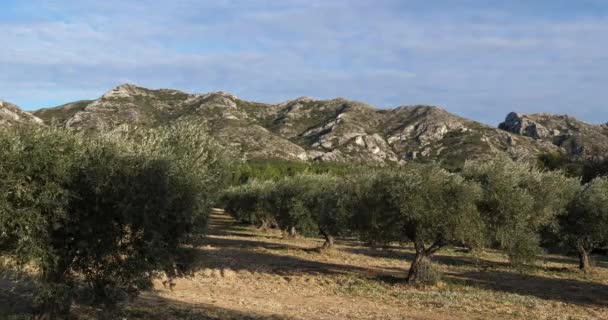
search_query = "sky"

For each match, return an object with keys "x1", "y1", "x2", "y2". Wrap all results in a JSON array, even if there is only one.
[{"x1": 1, "y1": 0, "x2": 607, "y2": 124}]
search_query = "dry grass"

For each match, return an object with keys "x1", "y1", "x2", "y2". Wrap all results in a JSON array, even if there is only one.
[{"x1": 3, "y1": 210, "x2": 608, "y2": 319}]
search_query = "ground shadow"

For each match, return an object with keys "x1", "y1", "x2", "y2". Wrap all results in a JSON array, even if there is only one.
[
  {"x1": 123, "y1": 292, "x2": 296, "y2": 320},
  {"x1": 198, "y1": 211, "x2": 608, "y2": 308},
  {"x1": 182, "y1": 239, "x2": 373, "y2": 277},
  {"x1": 343, "y1": 246, "x2": 513, "y2": 270},
  {"x1": 341, "y1": 243, "x2": 608, "y2": 307},
  {"x1": 446, "y1": 269, "x2": 608, "y2": 307},
  {"x1": 205, "y1": 213, "x2": 267, "y2": 239},
  {"x1": 0, "y1": 268, "x2": 38, "y2": 316},
  {"x1": 543, "y1": 253, "x2": 608, "y2": 268},
  {"x1": 0, "y1": 266, "x2": 296, "y2": 320},
  {"x1": 182, "y1": 212, "x2": 376, "y2": 277}
]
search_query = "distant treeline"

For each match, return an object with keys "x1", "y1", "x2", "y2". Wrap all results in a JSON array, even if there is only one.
[
  {"x1": 231, "y1": 151, "x2": 608, "y2": 185},
  {"x1": 228, "y1": 159, "x2": 384, "y2": 184}
]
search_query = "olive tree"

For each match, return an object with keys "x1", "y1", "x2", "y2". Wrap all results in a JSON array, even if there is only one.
[
  {"x1": 226, "y1": 174, "x2": 353, "y2": 249},
  {"x1": 298, "y1": 174, "x2": 352, "y2": 249},
  {"x1": 221, "y1": 180, "x2": 276, "y2": 229},
  {"x1": 0, "y1": 124, "x2": 225, "y2": 317},
  {"x1": 0, "y1": 127, "x2": 83, "y2": 316},
  {"x1": 560, "y1": 177, "x2": 608, "y2": 272},
  {"x1": 351, "y1": 165, "x2": 484, "y2": 283},
  {"x1": 265, "y1": 175, "x2": 319, "y2": 238},
  {"x1": 463, "y1": 157, "x2": 579, "y2": 266},
  {"x1": 347, "y1": 172, "x2": 402, "y2": 248}
]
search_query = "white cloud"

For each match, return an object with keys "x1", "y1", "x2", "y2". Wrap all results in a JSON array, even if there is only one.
[{"x1": 1, "y1": 0, "x2": 607, "y2": 124}]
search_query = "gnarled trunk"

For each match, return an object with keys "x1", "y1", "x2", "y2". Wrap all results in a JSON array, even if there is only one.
[
  {"x1": 577, "y1": 244, "x2": 592, "y2": 273},
  {"x1": 35, "y1": 293, "x2": 71, "y2": 319},
  {"x1": 319, "y1": 228, "x2": 335, "y2": 250},
  {"x1": 407, "y1": 240, "x2": 443, "y2": 283},
  {"x1": 36, "y1": 262, "x2": 74, "y2": 320},
  {"x1": 257, "y1": 219, "x2": 270, "y2": 231},
  {"x1": 407, "y1": 250, "x2": 429, "y2": 283}
]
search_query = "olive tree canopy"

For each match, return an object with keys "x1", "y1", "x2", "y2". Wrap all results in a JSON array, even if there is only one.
[{"x1": 463, "y1": 157, "x2": 579, "y2": 266}]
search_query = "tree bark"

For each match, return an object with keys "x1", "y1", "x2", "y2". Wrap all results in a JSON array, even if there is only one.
[
  {"x1": 288, "y1": 226, "x2": 297, "y2": 237},
  {"x1": 257, "y1": 219, "x2": 270, "y2": 231},
  {"x1": 578, "y1": 244, "x2": 591, "y2": 273},
  {"x1": 35, "y1": 289, "x2": 72, "y2": 319},
  {"x1": 407, "y1": 240, "x2": 443, "y2": 283},
  {"x1": 36, "y1": 264, "x2": 73, "y2": 320},
  {"x1": 319, "y1": 228, "x2": 334, "y2": 249},
  {"x1": 407, "y1": 250, "x2": 428, "y2": 283}
]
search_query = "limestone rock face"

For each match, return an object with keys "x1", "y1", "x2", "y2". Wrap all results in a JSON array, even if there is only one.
[
  {"x1": 28, "y1": 84, "x2": 565, "y2": 166},
  {"x1": 379, "y1": 106, "x2": 558, "y2": 167},
  {"x1": 499, "y1": 112, "x2": 608, "y2": 158}
]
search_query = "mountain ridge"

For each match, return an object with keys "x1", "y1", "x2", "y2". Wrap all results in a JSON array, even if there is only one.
[{"x1": 2, "y1": 84, "x2": 604, "y2": 165}]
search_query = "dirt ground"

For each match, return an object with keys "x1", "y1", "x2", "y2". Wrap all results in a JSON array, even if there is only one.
[
  {"x1": 124, "y1": 210, "x2": 608, "y2": 320},
  {"x1": 4, "y1": 209, "x2": 608, "y2": 319}
]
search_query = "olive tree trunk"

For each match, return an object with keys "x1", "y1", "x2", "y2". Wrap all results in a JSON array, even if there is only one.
[
  {"x1": 257, "y1": 219, "x2": 270, "y2": 231},
  {"x1": 319, "y1": 228, "x2": 335, "y2": 250},
  {"x1": 577, "y1": 243, "x2": 592, "y2": 273},
  {"x1": 36, "y1": 268, "x2": 74, "y2": 320},
  {"x1": 407, "y1": 240, "x2": 443, "y2": 283},
  {"x1": 407, "y1": 250, "x2": 429, "y2": 283}
]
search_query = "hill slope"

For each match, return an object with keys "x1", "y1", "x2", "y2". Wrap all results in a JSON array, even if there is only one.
[
  {"x1": 31, "y1": 84, "x2": 560, "y2": 165},
  {"x1": 0, "y1": 100, "x2": 43, "y2": 126}
]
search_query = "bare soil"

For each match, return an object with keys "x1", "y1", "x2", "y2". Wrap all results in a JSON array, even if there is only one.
[{"x1": 4, "y1": 209, "x2": 608, "y2": 319}]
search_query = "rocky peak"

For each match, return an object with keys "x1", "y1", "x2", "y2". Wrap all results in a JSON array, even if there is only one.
[
  {"x1": 0, "y1": 100, "x2": 44, "y2": 125},
  {"x1": 101, "y1": 83, "x2": 151, "y2": 99},
  {"x1": 499, "y1": 112, "x2": 608, "y2": 157},
  {"x1": 0, "y1": 100, "x2": 16, "y2": 109},
  {"x1": 499, "y1": 112, "x2": 523, "y2": 132},
  {"x1": 208, "y1": 91, "x2": 238, "y2": 100},
  {"x1": 499, "y1": 112, "x2": 553, "y2": 139},
  {"x1": 277, "y1": 97, "x2": 315, "y2": 107}
]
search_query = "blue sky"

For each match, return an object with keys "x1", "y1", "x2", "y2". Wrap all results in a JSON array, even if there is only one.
[{"x1": 1, "y1": 0, "x2": 607, "y2": 124}]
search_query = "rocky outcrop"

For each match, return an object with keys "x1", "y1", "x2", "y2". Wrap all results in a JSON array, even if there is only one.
[
  {"x1": 499, "y1": 112, "x2": 554, "y2": 139},
  {"x1": 499, "y1": 112, "x2": 608, "y2": 158},
  {"x1": 377, "y1": 106, "x2": 559, "y2": 167},
  {"x1": 0, "y1": 100, "x2": 43, "y2": 126}
]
